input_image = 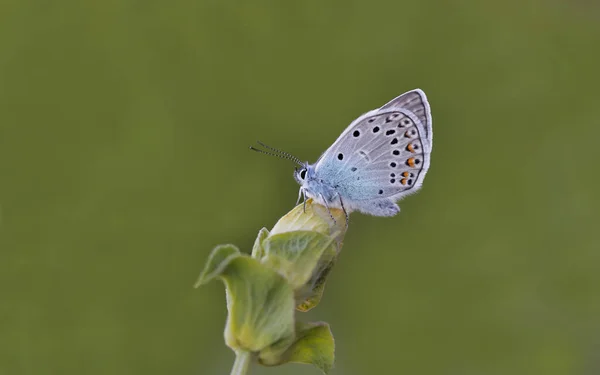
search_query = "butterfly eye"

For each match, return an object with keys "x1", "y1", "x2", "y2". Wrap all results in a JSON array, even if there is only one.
[{"x1": 300, "y1": 169, "x2": 307, "y2": 180}]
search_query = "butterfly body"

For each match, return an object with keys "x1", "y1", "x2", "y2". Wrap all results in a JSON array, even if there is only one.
[{"x1": 293, "y1": 89, "x2": 432, "y2": 217}]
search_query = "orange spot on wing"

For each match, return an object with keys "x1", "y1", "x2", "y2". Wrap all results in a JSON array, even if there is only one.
[
  {"x1": 407, "y1": 158, "x2": 415, "y2": 167},
  {"x1": 407, "y1": 144, "x2": 415, "y2": 153},
  {"x1": 401, "y1": 178, "x2": 408, "y2": 185},
  {"x1": 402, "y1": 172, "x2": 409, "y2": 177}
]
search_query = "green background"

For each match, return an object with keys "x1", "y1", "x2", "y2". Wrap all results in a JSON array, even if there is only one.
[{"x1": 1, "y1": 1, "x2": 600, "y2": 374}]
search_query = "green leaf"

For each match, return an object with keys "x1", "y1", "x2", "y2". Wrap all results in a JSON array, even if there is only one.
[
  {"x1": 194, "y1": 244, "x2": 241, "y2": 287},
  {"x1": 251, "y1": 227, "x2": 270, "y2": 259},
  {"x1": 259, "y1": 322, "x2": 335, "y2": 374},
  {"x1": 262, "y1": 231, "x2": 335, "y2": 289},
  {"x1": 295, "y1": 252, "x2": 336, "y2": 312},
  {"x1": 256, "y1": 332, "x2": 297, "y2": 366},
  {"x1": 196, "y1": 245, "x2": 296, "y2": 352},
  {"x1": 287, "y1": 322, "x2": 335, "y2": 374}
]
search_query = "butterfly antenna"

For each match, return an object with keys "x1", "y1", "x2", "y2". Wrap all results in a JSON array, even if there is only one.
[
  {"x1": 256, "y1": 141, "x2": 303, "y2": 165},
  {"x1": 250, "y1": 141, "x2": 304, "y2": 166},
  {"x1": 249, "y1": 145, "x2": 302, "y2": 165},
  {"x1": 249, "y1": 146, "x2": 284, "y2": 159}
]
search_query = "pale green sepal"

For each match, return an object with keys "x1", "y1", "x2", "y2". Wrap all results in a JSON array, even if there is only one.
[
  {"x1": 270, "y1": 199, "x2": 347, "y2": 249},
  {"x1": 256, "y1": 332, "x2": 297, "y2": 366},
  {"x1": 217, "y1": 256, "x2": 296, "y2": 352},
  {"x1": 259, "y1": 321, "x2": 335, "y2": 374},
  {"x1": 262, "y1": 231, "x2": 335, "y2": 289},
  {"x1": 287, "y1": 322, "x2": 335, "y2": 374},
  {"x1": 295, "y1": 247, "x2": 337, "y2": 312},
  {"x1": 250, "y1": 227, "x2": 270, "y2": 259},
  {"x1": 194, "y1": 244, "x2": 241, "y2": 288}
]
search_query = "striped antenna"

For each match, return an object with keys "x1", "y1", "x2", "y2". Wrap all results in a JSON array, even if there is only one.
[{"x1": 250, "y1": 141, "x2": 304, "y2": 166}]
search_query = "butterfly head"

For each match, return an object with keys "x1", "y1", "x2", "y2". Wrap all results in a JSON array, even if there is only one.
[{"x1": 293, "y1": 164, "x2": 314, "y2": 186}]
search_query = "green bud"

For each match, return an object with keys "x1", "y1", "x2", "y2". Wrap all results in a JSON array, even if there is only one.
[
  {"x1": 255, "y1": 199, "x2": 347, "y2": 311},
  {"x1": 196, "y1": 200, "x2": 345, "y2": 374}
]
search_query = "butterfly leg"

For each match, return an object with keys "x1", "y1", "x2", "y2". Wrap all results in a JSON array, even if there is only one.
[
  {"x1": 296, "y1": 188, "x2": 309, "y2": 213},
  {"x1": 296, "y1": 187, "x2": 304, "y2": 207},
  {"x1": 338, "y1": 194, "x2": 349, "y2": 228},
  {"x1": 319, "y1": 193, "x2": 337, "y2": 224},
  {"x1": 303, "y1": 189, "x2": 307, "y2": 213}
]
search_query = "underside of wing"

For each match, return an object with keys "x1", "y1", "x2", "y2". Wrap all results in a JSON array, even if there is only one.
[
  {"x1": 380, "y1": 89, "x2": 432, "y2": 147},
  {"x1": 315, "y1": 109, "x2": 431, "y2": 202}
]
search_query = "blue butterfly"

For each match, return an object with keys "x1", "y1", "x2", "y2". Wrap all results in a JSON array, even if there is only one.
[{"x1": 252, "y1": 89, "x2": 432, "y2": 223}]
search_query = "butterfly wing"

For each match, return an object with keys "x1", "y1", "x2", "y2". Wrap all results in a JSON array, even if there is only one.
[
  {"x1": 380, "y1": 89, "x2": 432, "y2": 147},
  {"x1": 314, "y1": 89, "x2": 432, "y2": 206}
]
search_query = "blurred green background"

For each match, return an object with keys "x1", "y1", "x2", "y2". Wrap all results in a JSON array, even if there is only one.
[{"x1": 1, "y1": 1, "x2": 600, "y2": 374}]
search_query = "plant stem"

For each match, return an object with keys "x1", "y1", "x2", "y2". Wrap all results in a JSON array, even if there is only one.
[{"x1": 230, "y1": 350, "x2": 252, "y2": 375}]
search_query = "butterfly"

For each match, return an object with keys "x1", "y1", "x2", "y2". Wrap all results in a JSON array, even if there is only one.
[{"x1": 251, "y1": 89, "x2": 432, "y2": 224}]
